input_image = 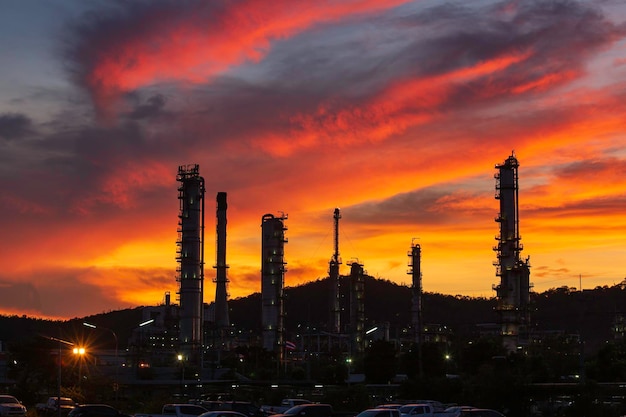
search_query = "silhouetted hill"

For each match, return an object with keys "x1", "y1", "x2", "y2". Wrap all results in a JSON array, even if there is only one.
[
  {"x1": 2, "y1": 278, "x2": 626, "y2": 352},
  {"x1": 0, "y1": 307, "x2": 144, "y2": 350},
  {"x1": 230, "y1": 276, "x2": 626, "y2": 351},
  {"x1": 229, "y1": 276, "x2": 497, "y2": 336}
]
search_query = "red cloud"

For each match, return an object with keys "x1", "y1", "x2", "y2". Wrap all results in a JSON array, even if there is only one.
[{"x1": 74, "y1": 0, "x2": 412, "y2": 116}]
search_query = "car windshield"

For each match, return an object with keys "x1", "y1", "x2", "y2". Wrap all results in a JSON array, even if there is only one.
[
  {"x1": 0, "y1": 397, "x2": 18, "y2": 404},
  {"x1": 283, "y1": 406, "x2": 307, "y2": 415},
  {"x1": 357, "y1": 410, "x2": 388, "y2": 417}
]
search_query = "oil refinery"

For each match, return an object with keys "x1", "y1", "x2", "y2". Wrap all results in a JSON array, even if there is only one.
[{"x1": 131, "y1": 152, "x2": 533, "y2": 378}]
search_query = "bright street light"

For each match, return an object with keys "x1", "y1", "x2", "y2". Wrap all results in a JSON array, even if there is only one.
[
  {"x1": 73, "y1": 346, "x2": 86, "y2": 388},
  {"x1": 366, "y1": 326, "x2": 378, "y2": 335},
  {"x1": 177, "y1": 354, "x2": 185, "y2": 394}
]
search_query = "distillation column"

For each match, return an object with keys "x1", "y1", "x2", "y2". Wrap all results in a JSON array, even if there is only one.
[
  {"x1": 408, "y1": 241, "x2": 424, "y2": 376},
  {"x1": 408, "y1": 242, "x2": 422, "y2": 344},
  {"x1": 493, "y1": 152, "x2": 531, "y2": 352},
  {"x1": 176, "y1": 164, "x2": 205, "y2": 368},
  {"x1": 261, "y1": 213, "x2": 288, "y2": 358},
  {"x1": 348, "y1": 260, "x2": 365, "y2": 355},
  {"x1": 329, "y1": 208, "x2": 342, "y2": 334},
  {"x1": 214, "y1": 192, "x2": 230, "y2": 329}
]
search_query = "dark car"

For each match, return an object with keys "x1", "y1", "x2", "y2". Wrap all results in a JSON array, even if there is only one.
[
  {"x1": 270, "y1": 404, "x2": 333, "y2": 417},
  {"x1": 219, "y1": 402, "x2": 263, "y2": 417},
  {"x1": 356, "y1": 409, "x2": 400, "y2": 417},
  {"x1": 459, "y1": 409, "x2": 505, "y2": 417},
  {"x1": 199, "y1": 412, "x2": 247, "y2": 417},
  {"x1": 67, "y1": 405, "x2": 131, "y2": 417}
]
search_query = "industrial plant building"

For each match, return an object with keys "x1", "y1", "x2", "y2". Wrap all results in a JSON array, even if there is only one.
[{"x1": 130, "y1": 152, "x2": 533, "y2": 376}]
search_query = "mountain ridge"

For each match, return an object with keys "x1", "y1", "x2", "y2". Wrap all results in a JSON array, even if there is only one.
[{"x1": 2, "y1": 276, "x2": 625, "y2": 353}]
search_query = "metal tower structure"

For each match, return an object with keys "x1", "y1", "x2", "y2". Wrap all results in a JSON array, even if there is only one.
[
  {"x1": 261, "y1": 213, "x2": 288, "y2": 358},
  {"x1": 493, "y1": 152, "x2": 532, "y2": 352},
  {"x1": 329, "y1": 208, "x2": 342, "y2": 334},
  {"x1": 176, "y1": 164, "x2": 205, "y2": 368},
  {"x1": 213, "y1": 192, "x2": 230, "y2": 329},
  {"x1": 348, "y1": 259, "x2": 365, "y2": 355},
  {"x1": 408, "y1": 240, "x2": 424, "y2": 376},
  {"x1": 408, "y1": 241, "x2": 423, "y2": 337}
]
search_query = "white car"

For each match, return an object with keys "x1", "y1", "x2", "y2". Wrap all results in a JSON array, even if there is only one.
[{"x1": 0, "y1": 395, "x2": 27, "y2": 417}]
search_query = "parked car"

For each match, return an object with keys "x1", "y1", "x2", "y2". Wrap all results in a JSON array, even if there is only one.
[
  {"x1": 199, "y1": 412, "x2": 247, "y2": 417},
  {"x1": 355, "y1": 408, "x2": 400, "y2": 417},
  {"x1": 134, "y1": 404, "x2": 208, "y2": 417},
  {"x1": 36, "y1": 397, "x2": 76, "y2": 417},
  {"x1": 398, "y1": 404, "x2": 438, "y2": 417},
  {"x1": 68, "y1": 405, "x2": 130, "y2": 417},
  {"x1": 459, "y1": 410, "x2": 505, "y2": 417},
  {"x1": 269, "y1": 404, "x2": 333, "y2": 417},
  {"x1": 0, "y1": 395, "x2": 27, "y2": 417},
  {"x1": 217, "y1": 402, "x2": 263, "y2": 417},
  {"x1": 261, "y1": 400, "x2": 312, "y2": 416},
  {"x1": 441, "y1": 407, "x2": 476, "y2": 417}
]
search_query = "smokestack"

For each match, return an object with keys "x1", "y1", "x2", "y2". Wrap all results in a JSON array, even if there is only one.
[{"x1": 214, "y1": 192, "x2": 230, "y2": 329}]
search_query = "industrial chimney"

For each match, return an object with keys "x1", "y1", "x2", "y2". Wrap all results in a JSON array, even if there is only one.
[{"x1": 214, "y1": 192, "x2": 230, "y2": 329}]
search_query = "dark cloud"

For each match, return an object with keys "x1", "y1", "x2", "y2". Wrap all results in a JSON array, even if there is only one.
[
  {"x1": 343, "y1": 185, "x2": 491, "y2": 226},
  {"x1": 527, "y1": 195, "x2": 626, "y2": 218},
  {"x1": 64, "y1": 1, "x2": 220, "y2": 87},
  {"x1": 402, "y1": 1, "x2": 624, "y2": 106},
  {"x1": 0, "y1": 281, "x2": 42, "y2": 312},
  {"x1": 0, "y1": 270, "x2": 123, "y2": 318},
  {"x1": 556, "y1": 157, "x2": 626, "y2": 180},
  {"x1": 127, "y1": 93, "x2": 167, "y2": 120},
  {"x1": 0, "y1": 113, "x2": 34, "y2": 140}
]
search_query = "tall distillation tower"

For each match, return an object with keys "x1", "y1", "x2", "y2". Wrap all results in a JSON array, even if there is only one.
[
  {"x1": 176, "y1": 164, "x2": 205, "y2": 368},
  {"x1": 213, "y1": 192, "x2": 230, "y2": 330},
  {"x1": 261, "y1": 213, "x2": 288, "y2": 358},
  {"x1": 493, "y1": 152, "x2": 532, "y2": 352},
  {"x1": 329, "y1": 208, "x2": 342, "y2": 334},
  {"x1": 408, "y1": 240, "x2": 423, "y2": 376},
  {"x1": 348, "y1": 259, "x2": 365, "y2": 355}
]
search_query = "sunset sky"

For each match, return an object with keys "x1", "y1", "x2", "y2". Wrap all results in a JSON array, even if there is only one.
[{"x1": 1, "y1": 0, "x2": 625, "y2": 320}]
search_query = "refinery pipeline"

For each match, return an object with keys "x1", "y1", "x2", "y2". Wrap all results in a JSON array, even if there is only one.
[{"x1": 131, "y1": 152, "x2": 532, "y2": 374}]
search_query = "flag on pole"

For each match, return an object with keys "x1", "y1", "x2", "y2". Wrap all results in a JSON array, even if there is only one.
[{"x1": 285, "y1": 340, "x2": 296, "y2": 350}]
